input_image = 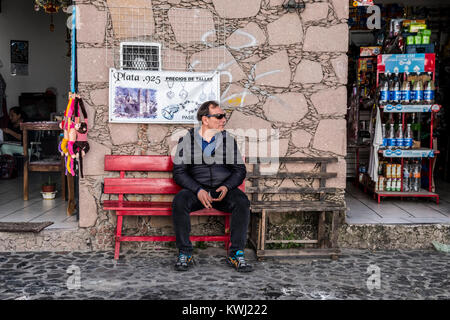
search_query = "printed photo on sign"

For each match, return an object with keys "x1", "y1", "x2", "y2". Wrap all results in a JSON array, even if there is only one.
[
  {"x1": 109, "y1": 69, "x2": 220, "y2": 124},
  {"x1": 113, "y1": 87, "x2": 158, "y2": 119}
]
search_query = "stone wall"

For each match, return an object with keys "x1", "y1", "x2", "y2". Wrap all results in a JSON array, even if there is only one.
[{"x1": 74, "y1": 0, "x2": 349, "y2": 250}]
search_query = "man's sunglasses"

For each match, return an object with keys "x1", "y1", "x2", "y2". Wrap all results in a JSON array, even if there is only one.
[{"x1": 206, "y1": 113, "x2": 226, "y2": 119}]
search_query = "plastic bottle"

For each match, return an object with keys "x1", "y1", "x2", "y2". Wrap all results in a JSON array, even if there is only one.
[
  {"x1": 386, "y1": 178, "x2": 392, "y2": 192},
  {"x1": 381, "y1": 124, "x2": 387, "y2": 148},
  {"x1": 405, "y1": 123, "x2": 413, "y2": 149},
  {"x1": 412, "y1": 72, "x2": 423, "y2": 104},
  {"x1": 387, "y1": 123, "x2": 395, "y2": 149},
  {"x1": 380, "y1": 74, "x2": 389, "y2": 104},
  {"x1": 403, "y1": 163, "x2": 410, "y2": 192},
  {"x1": 412, "y1": 161, "x2": 421, "y2": 192},
  {"x1": 400, "y1": 72, "x2": 411, "y2": 103},
  {"x1": 395, "y1": 123, "x2": 404, "y2": 149},
  {"x1": 390, "y1": 72, "x2": 401, "y2": 103},
  {"x1": 424, "y1": 72, "x2": 435, "y2": 103}
]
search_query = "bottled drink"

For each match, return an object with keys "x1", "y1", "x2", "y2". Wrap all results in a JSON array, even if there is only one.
[
  {"x1": 380, "y1": 74, "x2": 389, "y2": 104},
  {"x1": 400, "y1": 72, "x2": 411, "y2": 103},
  {"x1": 387, "y1": 123, "x2": 395, "y2": 149},
  {"x1": 424, "y1": 72, "x2": 435, "y2": 103},
  {"x1": 386, "y1": 178, "x2": 392, "y2": 192},
  {"x1": 395, "y1": 178, "x2": 401, "y2": 192},
  {"x1": 412, "y1": 161, "x2": 421, "y2": 192},
  {"x1": 403, "y1": 163, "x2": 410, "y2": 192},
  {"x1": 395, "y1": 123, "x2": 404, "y2": 149},
  {"x1": 412, "y1": 72, "x2": 423, "y2": 104},
  {"x1": 387, "y1": 72, "x2": 394, "y2": 102},
  {"x1": 381, "y1": 124, "x2": 387, "y2": 148},
  {"x1": 404, "y1": 123, "x2": 413, "y2": 149},
  {"x1": 390, "y1": 72, "x2": 401, "y2": 103}
]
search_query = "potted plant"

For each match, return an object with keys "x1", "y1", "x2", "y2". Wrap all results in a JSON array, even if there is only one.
[{"x1": 41, "y1": 176, "x2": 57, "y2": 199}]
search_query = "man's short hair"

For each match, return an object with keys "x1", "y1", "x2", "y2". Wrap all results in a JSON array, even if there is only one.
[{"x1": 196, "y1": 100, "x2": 219, "y2": 122}]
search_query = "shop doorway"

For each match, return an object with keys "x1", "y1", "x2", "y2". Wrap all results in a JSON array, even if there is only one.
[
  {"x1": 0, "y1": 0, "x2": 76, "y2": 229},
  {"x1": 345, "y1": 0, "x2": 450, "y2": 224}
]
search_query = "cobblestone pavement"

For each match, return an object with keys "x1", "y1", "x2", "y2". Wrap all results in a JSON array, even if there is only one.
[{"x1": 0, "y1": 248, "x2": 449, "y2": 300}]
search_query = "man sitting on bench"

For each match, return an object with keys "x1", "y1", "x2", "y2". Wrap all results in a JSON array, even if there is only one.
[{"x1": 172, "y1": 100, "x2": 252, "y2": 272}]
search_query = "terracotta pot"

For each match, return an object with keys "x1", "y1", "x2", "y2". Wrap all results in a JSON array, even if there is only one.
[{"x1": 42, "y1": 185, "x2": 56, "y2": 193}]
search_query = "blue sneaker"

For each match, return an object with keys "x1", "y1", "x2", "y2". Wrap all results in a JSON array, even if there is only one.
[
  {"x1": 174, "y1": 252, "x2": 195, "y2": 271},
  {"x1": 227, "y1": 250, "x2": 253, "y2": 272}
]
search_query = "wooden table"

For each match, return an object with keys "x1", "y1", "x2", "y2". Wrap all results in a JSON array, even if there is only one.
[{"x1": 20, "y1": 121, "x2": 65, "y2": 201}]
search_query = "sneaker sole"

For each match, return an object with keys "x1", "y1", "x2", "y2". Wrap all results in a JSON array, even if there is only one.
[{"x1": 227, "y1": 257, "x2": 253, "y2": 272}]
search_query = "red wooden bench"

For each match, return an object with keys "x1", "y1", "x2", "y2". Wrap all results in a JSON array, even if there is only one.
[{"x1": 102, "y1": 155, "x2": 245, "y2": 260}]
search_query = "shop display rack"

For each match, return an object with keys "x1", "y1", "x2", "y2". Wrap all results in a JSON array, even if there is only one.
[{"x1": 373, "y1": 53, "x2": 441, "y2": 203}]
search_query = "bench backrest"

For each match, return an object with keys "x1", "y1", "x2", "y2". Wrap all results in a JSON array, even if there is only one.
[{"x1": 104, "y1": 155, "x2": 245, "y2": 200}]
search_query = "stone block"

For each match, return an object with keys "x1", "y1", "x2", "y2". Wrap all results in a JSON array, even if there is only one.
[
  {"x1": 226, "y1": 22, "x2": 266, "y2": 49},
  {"x1": 303, "y1": 24, "x2": 349, "y2": 52},
  {"x1": 77, "y1": 48, "x2": 110, "y2": 82},
  {"x1": 254, "y1": 50, "x2": 291, "y2": 88},
  {"x1": 106, "y1": 0, "x2": 155, "y2": 39},
  {"x1": 262, "y1": 92, "x2": 308, "y2": 123},
  {"x1": 168, "y1": 8, "x2": 216, "y2": 44},
  {"x1": 79, "y1": 185, "x2": 97, "y2": 228},
  {"x1": 77, "y1": 4, "x2": 107, "y2": 43},
  {"x1": 294, "y1": 59, "x2": 323, "y2": 84},
  {"x1": 149, "y1": 216, "x2": 173, "y2": 228},
  {"x1": 83, "y1": 140, "x2": 111, "y2": 176},
  {"x1": 162, "y1": 48, "x2": 187, "y2": 71},
  {"x1": 190, "y1": 46, "x2": 245, "y2": 83},
  {"x1": 327, "y1": 157, "x2": 346, "y2": 188},
  {"x1": 109, "y1": 123, "x2": 139, "y2": 145},
  {"x1": 331, "y1": 54, "x2": 348, "y2": 84},
  {"x1": 332, "y1": 0, "x2": 349, "y2": 20},
  {"x1": 301, "y1": 2, "x2": 329, "y2": 22},
  {"x1": 221, "y1": 84, "x2": 259, "y2": 108},
  {"x1": 313, "y1": 119, "x2": 346, "y2": 156},
  {"x1": 269, "y1": 0, "x2": 284, "y2": 6},
  {"x1": 90, "y1": 88, "x2": 109, "y2": 106},
  {"x1": 225, "y1": 111, "x2": 272, "y2": 134},
  {"x1": 212, "y1": 0, "x2": 261, "y2": 18},
  {"x1": 168, "y1": 128, "x2": 190, "y2": 157},
  {"x1": 310, "y1": 86, "x2": 347, "y2": 115},
  {"x1": 291, "y1": 129, "x2": 312, "y2": 148},
  {"x1": 147, "y1": 124, "x2": 170, "y2": 144},
  {"x1": 267, "y1": 13, "x2": 303, "y2": 46}
]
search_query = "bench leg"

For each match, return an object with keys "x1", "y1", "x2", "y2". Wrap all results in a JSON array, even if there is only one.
[
  {"x1": 331, "y1": 211, "x2": 339, "y2": 249},
  {"x1": 260, "y1": 209, "x2": 266, "y2": 251},
  {"x1": 317, "y1": 211, "x2": 326, "y2": 248},
  {"x1": 224, "y1": 215, "x2": 230, "y2": 254},
  {"x1": 114, "y1": 215, "x2": 123, "y2": 260}
]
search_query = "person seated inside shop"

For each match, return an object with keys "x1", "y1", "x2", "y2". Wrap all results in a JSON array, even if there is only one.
[
  {"x1": 0, "y1": 107, "x2": 27, "y2": 156},
  {"x1": 172, "y1": 100, "x2": 253, "y2": 273}
]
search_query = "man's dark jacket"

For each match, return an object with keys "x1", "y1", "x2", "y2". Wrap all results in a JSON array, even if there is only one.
[{"x1": 173, "y1": 128, "x2": 246, "y2": 194}]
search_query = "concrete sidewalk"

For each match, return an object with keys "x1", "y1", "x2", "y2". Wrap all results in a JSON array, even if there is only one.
[{"x1": 0, "y1": 248, "x2": 449, "y2": 300}]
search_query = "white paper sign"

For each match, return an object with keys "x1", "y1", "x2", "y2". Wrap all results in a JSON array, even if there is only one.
[{"x1": 109, "y1": 68, "x2": 220, "y2": 123}]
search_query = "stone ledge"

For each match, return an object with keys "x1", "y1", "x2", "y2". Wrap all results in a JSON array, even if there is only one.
[
  {"x1": 338, "y1": 223, "x2": 450, "y2": 250},
  {"x1": 1, "y1": 223, "x2": 449, "y2": 252}
]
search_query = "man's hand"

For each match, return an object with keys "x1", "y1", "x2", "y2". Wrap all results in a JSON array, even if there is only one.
[
  {"x1": 212, "y1": 186, "x2": 228, "y2": 202},
  {"x1": 197, "y1": 189, "x2": 213, "y2": 209}
]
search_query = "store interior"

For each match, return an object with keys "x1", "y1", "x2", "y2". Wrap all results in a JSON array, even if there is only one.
[
  {"x1": 346, "y1": 0, "x2": 450, "y2": 224},
  {"x1": 0, "y1": 0, "x2": 76, "y2": 229}
]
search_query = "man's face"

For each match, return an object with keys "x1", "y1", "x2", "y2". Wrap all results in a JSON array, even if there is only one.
[{"x1": 202, "y1": 105, "x2": 226, "y2": 132}]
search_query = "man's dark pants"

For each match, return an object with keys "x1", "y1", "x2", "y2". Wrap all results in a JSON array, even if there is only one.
[{"x1": 172, "y1": 187, "x2": 250, "y2": 255}]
